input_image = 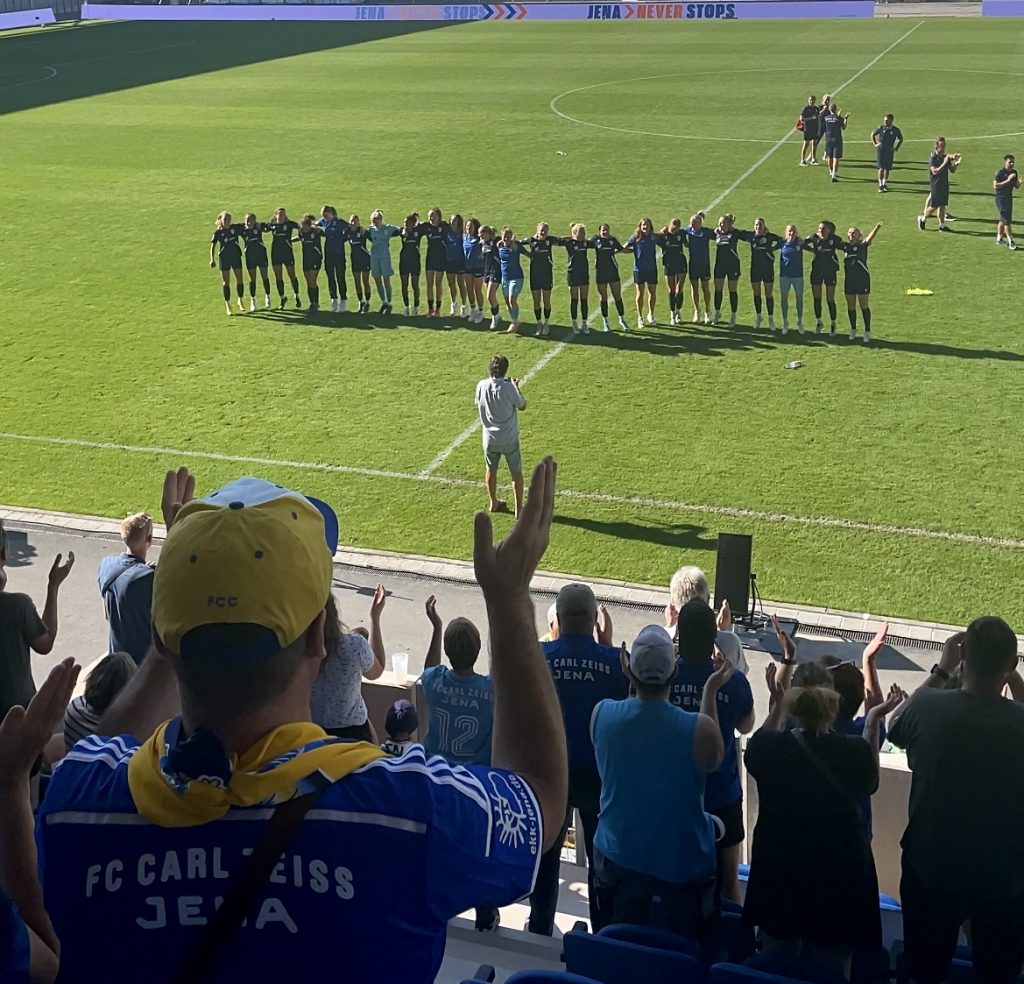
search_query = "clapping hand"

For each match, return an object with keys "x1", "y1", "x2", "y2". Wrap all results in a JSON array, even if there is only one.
[
  {"x1": 474, "y1": 457, "x2": 556, "y2": 605},
  {"x1": 717, "y1": 599, "x2": 732, "y2": 632},
  {"x1": 706, "y1": 648, "x2": 735, "y2": 693},
  {"x1": 47, "y1": 552, "x2": 75, "y2": 587},
  {"x1": 664, "y1": 601, "x2": 679, "y2": 628},
  {"x1": 370, "y1": 583, "x2": 387, "y2": 621},
  {"x1": 0, "y1": 658, "x2": 80, "y2": 786},
  {"x1": 161, "y1": 467, "x2": 196, "y2": 530},
  {"x1": 771, "y1": 613, "x2": 797, "y2": 665},
  {"x1": 876, "y1": 682, "x2": 908, "y2": 717},
  {"x1": 425, "y1": 594, "x2": 441, "y2": 627},
  {"x1": 765, "y1": 662, "x2": 789, "y2": 709}
]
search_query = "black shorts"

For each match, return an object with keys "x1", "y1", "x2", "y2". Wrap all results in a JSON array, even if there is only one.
[
  {"x1": 350, "y1": 252, "x2": 371, "y2": 273},
  {"x1": 750, "y1": 263, "x2": 775, "y2": 284},
  {"x1": 445, "y1": 253, "x2": 465, "y2": 274},
  {"x1": 596, "y1": 273, "x2": 620, "y2": 287},
  {"x1": 271, "y1": 243, "x2": 295, "y2": 267},
  {"x1": 997, "y1": 200, "x2": 1013, "y2": 224},
  {"x1": 245, "y1": 249, "x2": 268, "y2": 272},
  {"x1": 663, "y1": 259, "x2": 687, "y2": 277},
  {"x1": 399, "y1": 256, "x2": 422, "y2": 277},
  {"x1": 810, "y1": 266, "x2": 838, "y2": 287},
  {"x1": 218, "y1": 251, "x2": 242, "y2": 273},
  {"x1": 465, "y1": 267, "x2": 484, "y2": 279},
  {"x1": 302, "y1": 254, "x2": 322, "y2": 273},
  {"x1": 825, "y1": 138, "x2": 843, "y2": 160},
  {"x1": 930, "y1": 184, "x2": 949, "y2": 208},
  {"x1": 802, "y1": 125, "x2": 818, "y2": 143},
  {"x1": 845, "y1": 273, "x2": 870, "y2": 296},
  {"x1": 567, "y1": 271, "x2": 590, "y2": 289},
  {"x1": 876, "y1": 149, "x2": 894, "y2": 170},
  {"x1": 530, "y1": 272, "x2": 553, "y2": 292},
  {"x1": 425, "y1": 249, "x2": 446, "y2": 274},
  {"x1": 689, "y1": 259, "x2": 711, "y2": 283},
  {"x1": 714, "y1": 259, "x2": 740, "y2": 281},
  {"x1": 633, "y1": 268, "x2": 658, "y2": 286},
  {"x1": 484, "y1": 272, "x2": 502, "y2": 285},
  {"x1": 710, "y1": 798, "x2": 745, "y2": 849}
]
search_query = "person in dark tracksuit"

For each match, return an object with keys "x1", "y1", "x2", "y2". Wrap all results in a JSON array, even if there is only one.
[{"x1": 318, "y1": 206, "x2": 349, "y2": 313}]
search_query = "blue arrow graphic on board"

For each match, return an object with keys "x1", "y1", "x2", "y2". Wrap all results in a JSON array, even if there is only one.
[{"x1": 481, "y1": 3, "x2": 495, "y2": 17}]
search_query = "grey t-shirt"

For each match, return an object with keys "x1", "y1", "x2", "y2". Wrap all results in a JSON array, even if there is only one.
[
  {"x1": 889, "y1": 687, "x2": 1024, "y2": 897},
  {"x1": 475, "y1": 377, "x2": 525, "y2": 452},
  {"x1": 0, "y1": 592, "x2": 45, "y2": 718}
]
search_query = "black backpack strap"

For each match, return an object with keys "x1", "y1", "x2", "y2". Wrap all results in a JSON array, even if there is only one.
[{"x1": 169, "y1": 791, "x2": 319, "y2": 984}]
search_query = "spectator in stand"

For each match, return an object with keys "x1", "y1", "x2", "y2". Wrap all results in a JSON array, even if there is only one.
[
  {"x1": 97, "y1": 512, "x2": 155, "y2": 665},
  {"x1": 0, "y1": 660, "x2": 78, "y2": 984},
  {"x1": 672, "y1": 599, "x2": 755, "y2": 903},
  {"x1": 666, "y1": 565, "x2": 749, "y2": 673},
  {"x1": 592, "y1": 625, "x2": 730, "y2": 934},
  {"x1": 542, "y1": 599, "x2": 612, "y2": 645},
  {"x1": 0, "y1": 537, "x2": 74, "y2": 723},
  {"x1": 381, "y1": 699, "x2": 418, "y2": 757},
  {"x1": 743, "y1": 633, "x2": 901, "y2": 980},
  {"x1": 421, "y1": 596, "x2": 499, "y2": 930},
  {"x1": 26, "y1": 463, "x2": 565, "y2": 983},
  {"x1": 820, "y1": 624, "x2": 887, "y2": 737},
  {"x1": 63, "y1": 651, "x2": 137, "y2": 751},
  {"x1": 475, "y1": 354, "x2": 527, "y2": 518},
  {"x1": 889, "y1": 618, "x2": 1024, "y2": 984},
  {"x1": 310, "y1": 587, "x2": 386, "y2": 741},
  {"x1": 529, "y1": 582, "x2": 630, "y2": 935}
]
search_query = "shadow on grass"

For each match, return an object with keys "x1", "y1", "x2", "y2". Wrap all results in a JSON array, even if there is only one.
[
  {"x1": 244, "y1": 307, "x2": 1024, "y2": 362},
  {"x1": 552, "y1": 513, "x2": 716, "y2": 553},
  {"x1": 0, "y1": 20, "x2": 454, "y2": 116}
]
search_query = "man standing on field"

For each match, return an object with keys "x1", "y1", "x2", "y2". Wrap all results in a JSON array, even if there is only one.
[
  {"x1": 871, "y1": 113, "x2": 904, "y2": 192},
  {"x1": 994, "y1": 154, "x2": 1020, "y2": 250},
  {"x1": 475, "y1": 354, "x2": 526, "y2": 518}
]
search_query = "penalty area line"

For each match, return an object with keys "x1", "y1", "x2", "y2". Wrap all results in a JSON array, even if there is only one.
[{"x1": 1, "y1": 430, "x2": 1022, "y2": 550}]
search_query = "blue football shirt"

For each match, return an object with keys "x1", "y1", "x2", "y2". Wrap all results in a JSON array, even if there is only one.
[
  {"x1": 38, "y1": 734, "x2": 542, "y2": 984},
  {"x1": 670, "y1": 659, "x2": 754, "y2": 809},
  {"x1": 420, "y1": 665, "x2": 494, "y2": 766},
  {"x1": 543, "y1": 634, "x2": 630, "y2": 774}
]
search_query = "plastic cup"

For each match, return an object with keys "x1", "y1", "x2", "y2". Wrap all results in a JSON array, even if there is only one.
[{"x1": 392, "y1": 652, "x2": 409, "y2": 686}]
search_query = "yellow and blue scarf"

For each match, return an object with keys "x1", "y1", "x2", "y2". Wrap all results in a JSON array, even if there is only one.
[{"x1": 127, "y1": 717, "x2": 384, "y2": 828}]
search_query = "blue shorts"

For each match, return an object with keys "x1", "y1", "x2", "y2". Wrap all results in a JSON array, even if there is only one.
[
  {"x1": 370, "y1": 255, "x2": 393, "y2": 278},
  {"x1": 503, "y1": 278, "x2": 524, "y2": 299},
  {"x1": 997, "y1": 200, "x2": 1013, "y2": 224}
]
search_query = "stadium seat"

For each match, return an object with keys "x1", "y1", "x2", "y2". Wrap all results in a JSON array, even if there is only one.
[
  {"x1": 710, "y1": 961, "x2": 846, "y2": 984},
  {"x1": 563, "y1": 922, "x2": 706, "y2": 984},
  {"x1": 506, "y1": 973, "x2": 605, "y2": 984},
  {"x1": 742, "y1": 954, "x2": 849, "y2": 984},
  {"x1": 458, "y1": 966, "x2": 496, "y2": 983}
]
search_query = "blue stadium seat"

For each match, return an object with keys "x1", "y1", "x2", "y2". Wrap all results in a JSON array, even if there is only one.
[{"x1": 563, "y1": 923, "x2": 707, "y2": 984}]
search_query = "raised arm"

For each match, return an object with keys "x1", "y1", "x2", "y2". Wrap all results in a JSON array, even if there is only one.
[
  {"x1": 693, "y1": 657, "x2": 732, "y2": 772},
  {"x1": 366, "y1": 584, "x2": 387, "y2": 680},
  {"x1": 474, "y1": 458, "x2": 567, "y2": 851},
  {"x1": 756, "y1": 662, "x2": 790, "y2": 734},
  {"x1": 30, "y1": 553, "x2": 75, "y2": 656},
  {"x1": 595, "y1": 603, "x2": 613, "y2": 647},
  {"x1": 0, "y1": 659, "x2": 80, "y2": 977},
  {"x1": 863, "y1": 683, "x2": 906, "y2": 768},
  {"x1": 863, "y1": 222, "x2": 882, "y2": 246},
  {"x1": 423, "y1": 595, "x2": 443, "y2": 670},
  {"x1": 771, "y1": 613, "x2": 798, "y2": 690},
  {"x1": 861, "y1": 621, "x2": 888, "y2": 711}
]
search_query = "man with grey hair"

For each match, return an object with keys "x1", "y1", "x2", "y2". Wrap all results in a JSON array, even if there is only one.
[
  {"x1": 530, "y1": 582, "x2": 629, "y2": 935},
  {"x1": 475, "y1": 354, "x2": 526, "y2": 518},
  {"x1": 97, "y1": 512, "x2": 155, "y2": 665},
  {"x1": 666, "y1": 565, "x2": 749, "y2": 673}
]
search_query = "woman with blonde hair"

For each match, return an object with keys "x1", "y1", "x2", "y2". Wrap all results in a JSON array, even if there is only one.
[
  {"x1": 742, "y1": 623, "x2": 900, "y2": 980},
  {"x1": 685, "y1": 211, "x2": 714, "y2": 324},
  {"x1": 523, "y1": 222, "x2": 555, "y2": 334},
  {"x1": 209, "y1": 211, "x2": 246, "y2": 316},
  {"x1": 368, "y1": 209, "x2": 400, "y2": 315},
  {"x1": 445, "y1": 213, "x2": 469, "y2": 317},
  {"x1": 266, "y1": 206, "x2": 302, "y2": 309},
  {"x1": 626, "y1": 216, "x2": 659, "y2": 329},
  {"x1": 554, "y1": 223, "x2": 594, "y2": 335}
]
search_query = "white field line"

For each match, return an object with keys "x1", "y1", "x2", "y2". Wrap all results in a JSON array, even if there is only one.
[
  {"x1": 702, "y1": 20, "x2": 924, "y2": 214},
  {"x1": 423, "y1": 22, "x2": 928, "y2": 477},
  {"x1": 2, "y1": 430, "x2": 1023, "y2": 550}
]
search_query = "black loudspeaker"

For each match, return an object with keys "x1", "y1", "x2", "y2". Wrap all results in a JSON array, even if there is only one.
[{"x1": 714, "y1": 533, "x2": 753, "y2": 618}]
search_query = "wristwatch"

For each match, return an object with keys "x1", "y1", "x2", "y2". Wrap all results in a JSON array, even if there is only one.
[{"x1": 930, "y1": 663, "x2": 950, "y2": 681}]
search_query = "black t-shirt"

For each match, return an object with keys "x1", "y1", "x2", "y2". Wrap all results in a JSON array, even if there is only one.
[
  {"x1": 715, "y1": 229, "x2": 745, "y2": 264},
  {"x1": 399, "y1": 227, "x2": 424, "y2": 258},
  {"x1": 929, "y1": 151, "x2": 950, "y2": 189},
  {"x1": 821, "y1": 112, "x2": 845, "y2": 139},
  {"x1": 298, "y1": 227, "x2": 323, "y2": 257},
  {"x1": 995, "y1": 167, "x2": 1018, "y2": 204},
  {"x1": 266, "y1": 219, "x2": 299, "y2": 244},
  {"x1": 800, "y1": 104, "x2": 821, "y2": 130},
  {"x1": 0, "y1": 593, "x2": 45, "y2": 718},
  {"x1": 559, "y1": 238, "x2": 592, "y2": 280},
  {"x1": 841, "y1": 241, "x2": 870, "y2": 274},
  {"x1": 889, "y1": 688, "x2": 1024, "y2": 897},
  {"x1": 416, "y1": 221, "x2": 451, "y2": 263},
  {"x1": 522, "y1": 237, "x2": 554, "y2": 278},
  {"x1": 657, "y1": 230, "x2": 688, "y2": 265},
  {"x1": 589, "y1": 236, "x2": 624, "y2": 281},
  {"x1": 805, "y1": 233, "x2": 844, "y2": 272},
  {"x1": 872, "y1": 125, "x2": 903, "y2": 152},
  {"x1": 211, "y1": 225, "x2": 244, "y2": 253},
  {"x1": 348, "y1": 227, "x2": 369, "y2": 259},
  {"x1": 241, "y1": 225, "x2": 267, "y2": 253},
  {"x1": 481, "y1": 239, "x2": 501, "y2": 279},
  {"x1": 748, "y1": 232, "x2": 782, "y2": 265}
]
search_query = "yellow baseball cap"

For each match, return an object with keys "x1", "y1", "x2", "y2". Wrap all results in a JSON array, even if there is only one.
[{"x1": 153, "y1": 478, "x2": 338, "y2": 658}]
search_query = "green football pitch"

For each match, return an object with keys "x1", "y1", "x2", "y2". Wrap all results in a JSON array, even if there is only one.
[{"x1": 1, "y1": 16, "x2": 1022, "y2": 627}]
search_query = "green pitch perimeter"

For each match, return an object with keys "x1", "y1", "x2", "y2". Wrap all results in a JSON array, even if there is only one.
[{"x1": 1, "y1": 17, "x2": 1022, "y2": 627}]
